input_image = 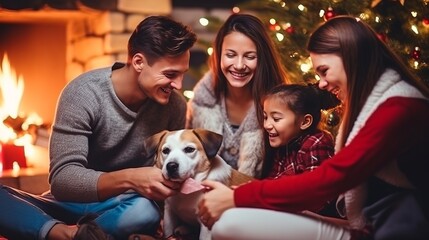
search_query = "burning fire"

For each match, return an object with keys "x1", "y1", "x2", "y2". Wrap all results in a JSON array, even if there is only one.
[
  {"x1": 0, "y1": 53, "x2": 44, "y2": 142},
  {"x1": 0, "y1": 53, "x2": 26, "y2": 143},
  {"x1": 0, "y1": 53, "x2": 24, "y2": 119},
  {"x1": 0, "y1": 53, "x2": 45, "y2": 171},
  {"x1": 0, "y1": 53, "x2": 24, "y2": 142}
]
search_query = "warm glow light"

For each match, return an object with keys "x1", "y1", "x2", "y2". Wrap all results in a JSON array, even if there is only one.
[
  {"x1": 0, "y1": 126, "x2": 17, "y2": 143},
  {"x1": 232, "y1": 7, "x2": 240, "y2": 13},
  {"x1": 276, "y1": 33, "x2": 285, "y2": 41},
  {"x1": 411, "y1": 11, "x2": 417, "y2": 17},
  {"x1": 14, "y1": 134, "x2": 32, "y2": 147},
  {"x1": 411, "y1": 25, "x2": 419, "y2": 34},
  {"x1": 0, "y1": 53, "x2": 24, "y2": 119},
  {"x1": 22, "y1": 113, "x2": 43, "y2": 131},
  {"x1": 199, "y1": 18, "x2": 209, "y2": 27},
  {"x1": 12, "y1": 161, "x2": 20, "y2": 173},
  {"x1": 359, "y1": 13, "x2": 370, "y2": 20},
  {"x1": 269, "y1": 18, "x2": 276, "y2": 25},
  {"x1": 300, "y1": 63, "x2": 311, "y2": 73},
  {"x1": 300, "y1": 57, "x2": 313, "y2": 73},
  {"x1": 183, "y1": 90, "x2": 194, "y2": 99},
  {"x1": 207, "y1": 47, "x2": 213, "y2": 56},
  {"x1": 319, "y1": 10, "x2": 325, "y2": 18},
  {"x1": 0, "y1": 53, "x2": 27, "y2": 143},
  {"x1": 314, "y1": 75, "x2": 321, "y2": 81},
  {"x1": 297, "y1": 4, "x2": 305, "y2": 11}
]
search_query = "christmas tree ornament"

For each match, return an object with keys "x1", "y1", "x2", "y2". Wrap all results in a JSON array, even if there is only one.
[
  {"x1": 327, "y1": 110, "x2": 341, "y2": 127},
  {"x1": 411, "y1": 47, "x2": 421, "y2": 60},
  {"x1": 423, "y1": 18, "x2": 429, "y2": 27},
  {"x1": 285, "y1": 26, "x2": 295, "y2": 34},
  {"x1": 324, "y1": 7, "x2": 336, "y2": 21}
]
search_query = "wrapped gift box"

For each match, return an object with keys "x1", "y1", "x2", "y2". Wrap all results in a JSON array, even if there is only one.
[{"x1": 1, "y1": 143, "x2": 27, "y2": 170}]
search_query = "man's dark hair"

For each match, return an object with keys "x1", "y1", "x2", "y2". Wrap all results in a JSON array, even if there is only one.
[{"x1": 128, "y1": 15, "x2": 197, "y2": 65}]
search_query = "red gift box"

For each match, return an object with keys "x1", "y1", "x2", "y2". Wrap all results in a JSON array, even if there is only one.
[{"x1": 1, "y1": 143, "x2": 27, "y2": 170}]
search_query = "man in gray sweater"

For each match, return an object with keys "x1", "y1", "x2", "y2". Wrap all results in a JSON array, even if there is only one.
[{"x1": 0, "y1": 16, "x2": 196, "y2": 240}]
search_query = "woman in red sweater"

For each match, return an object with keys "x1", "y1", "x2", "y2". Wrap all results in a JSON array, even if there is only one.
[{"x1": 197, "y1": 16, "x2": 429, "y2": 240}]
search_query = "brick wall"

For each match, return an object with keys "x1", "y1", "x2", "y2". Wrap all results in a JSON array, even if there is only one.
[{"x1": 1, "y1": 0, "x2": 171, "y2": 83}]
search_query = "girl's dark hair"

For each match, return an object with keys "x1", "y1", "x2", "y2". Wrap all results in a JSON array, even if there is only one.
[
  {"x1": 210, "y1": 13, "x2": 289, "y2": 126},
  {"x1": 260, "y1": 83, "x2": 339, "y2": 178},
  {"x1": 128, "y1": 15, "x2": 197, "y2": 65},
  {"x1": 264, "y1": 83, "x2": 340, "y2": 131}
]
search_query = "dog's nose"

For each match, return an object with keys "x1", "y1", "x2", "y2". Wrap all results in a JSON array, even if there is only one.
[{"x1": 166, "y1": 162, "x2": 179, "y2": 176}]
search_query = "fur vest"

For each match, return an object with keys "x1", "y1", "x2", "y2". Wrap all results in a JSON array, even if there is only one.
[
  {"x1": 335, "y1": 69, "x2": 427, "y2": 229},
  {"x1": 186, "y1": 72, "x2": 264, "y2": 178}
]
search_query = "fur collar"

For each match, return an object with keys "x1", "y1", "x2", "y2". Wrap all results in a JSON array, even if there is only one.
[{"x1": 191, "y1": 72, "x2": 218, "y2": 106}]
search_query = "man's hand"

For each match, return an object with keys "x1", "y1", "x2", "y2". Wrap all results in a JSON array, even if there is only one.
[
  {"x1": 197, "y1": 180, "x2": 235, "y2": 230},
  {"x1": 97, "y1": 167, "x2": 180, "y2": 201},
  {"x1": 131, "y1": 167, "x2": 181, "y2": 201}
]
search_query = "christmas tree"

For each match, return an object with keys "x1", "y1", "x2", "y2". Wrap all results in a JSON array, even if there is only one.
[
  {"x1": 238, "y1": 0, "x2": 429, "y2": 84},
  {"x1": 193, "y1": 0, "x2": 428, "y2": 133}
]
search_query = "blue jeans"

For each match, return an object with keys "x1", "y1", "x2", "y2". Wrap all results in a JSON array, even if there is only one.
[{"x1": 0, "y1": 185, "x2": 161, "y2": 240}]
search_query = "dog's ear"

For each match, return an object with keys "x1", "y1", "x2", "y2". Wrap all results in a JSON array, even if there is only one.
[
  {"x1": 143, "y1": 130, "x2": 168, "y2": 165},
  {"x1": 192, "y1": 128, "x2": 223, "y2": 159}
]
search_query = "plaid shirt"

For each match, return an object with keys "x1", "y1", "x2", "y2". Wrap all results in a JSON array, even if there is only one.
[{"x1": 268, "y1": 129, "x2": 334, "y2": 179}]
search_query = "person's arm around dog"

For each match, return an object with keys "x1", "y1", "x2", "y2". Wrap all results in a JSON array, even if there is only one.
[{"x1": 98, "y1": 167, "x2": 181, "y2": 201}]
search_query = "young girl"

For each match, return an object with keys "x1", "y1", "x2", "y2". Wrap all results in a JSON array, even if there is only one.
[
  {"x1": 262, "y1": 83, "x2": 340, "y2": 216},
  {"x1": 262, "y1": 83, "x2": 340, "y2": 177}
]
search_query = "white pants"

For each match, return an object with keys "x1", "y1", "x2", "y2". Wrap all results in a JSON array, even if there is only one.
[{"x1": 211, "y1": 208, "x2": 351, "y2": 240}]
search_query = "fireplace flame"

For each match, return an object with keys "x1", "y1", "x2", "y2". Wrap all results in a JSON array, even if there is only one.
[
  {"x1": 0, "y1": 53, "x2": 24, "y2": 119},
  {"x1": 0, "y1": 53, "x2": 27, "y2": 144},
  {"x1": 0, "y1": 53, "x2": 49, "y2": 171}
]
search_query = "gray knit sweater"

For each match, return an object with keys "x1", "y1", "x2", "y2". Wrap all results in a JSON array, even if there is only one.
[
  {"x1": 186, "y1": 72, "x2": 264, "y2": 177},
  {"x1": 49, "y1": 63, "x2": 187, "y2": 202}
]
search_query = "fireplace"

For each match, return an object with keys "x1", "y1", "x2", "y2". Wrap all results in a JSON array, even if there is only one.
[
  {"x1": 0, "y1": 0, "x2": 172, "y2": 125},
  {"x1": 0, "y1": 1, "x2": 172, "y2": 173},
  {"x1": 0, "y1": 21, "x2": 67, "y2": 124}
]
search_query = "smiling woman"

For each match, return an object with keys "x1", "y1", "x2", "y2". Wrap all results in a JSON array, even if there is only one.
[
  {"x1": 310, "y1": 53, "x2": 347, "y2": 101},
  {"x1": 186, "y1": 13, "x2": 289, "y2": 179}
]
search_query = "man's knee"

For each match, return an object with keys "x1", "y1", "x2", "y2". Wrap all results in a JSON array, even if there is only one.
[{"x1": 114, "y1": 197, "x2": 161, "y2": 238}]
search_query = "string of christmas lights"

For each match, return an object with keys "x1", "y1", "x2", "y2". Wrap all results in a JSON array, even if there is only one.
[{"x1": 195, "y1": 0, "x2": 428, "y2": 131}]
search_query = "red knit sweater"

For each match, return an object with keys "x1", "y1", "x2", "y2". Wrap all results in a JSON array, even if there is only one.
[{"x1": 234, "y1": 97, "x2": 429, "y2": 212}]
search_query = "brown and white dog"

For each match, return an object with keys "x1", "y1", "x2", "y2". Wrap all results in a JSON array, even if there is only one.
[{"x1": 144, "y1": 128, "x2": 253, "y2": 240}]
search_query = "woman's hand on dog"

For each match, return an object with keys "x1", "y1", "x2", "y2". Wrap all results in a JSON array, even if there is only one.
[
  {"x1": 198, "y1": 180, "x2": 235, "y2": 229},
  {"x1": 131, "y1": 167, "x2": 181, "y2": 201}
]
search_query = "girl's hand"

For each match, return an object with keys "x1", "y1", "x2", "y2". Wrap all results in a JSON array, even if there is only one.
[{"x1": 197, "y1": 180, "x2": 235, "y2": 229}]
